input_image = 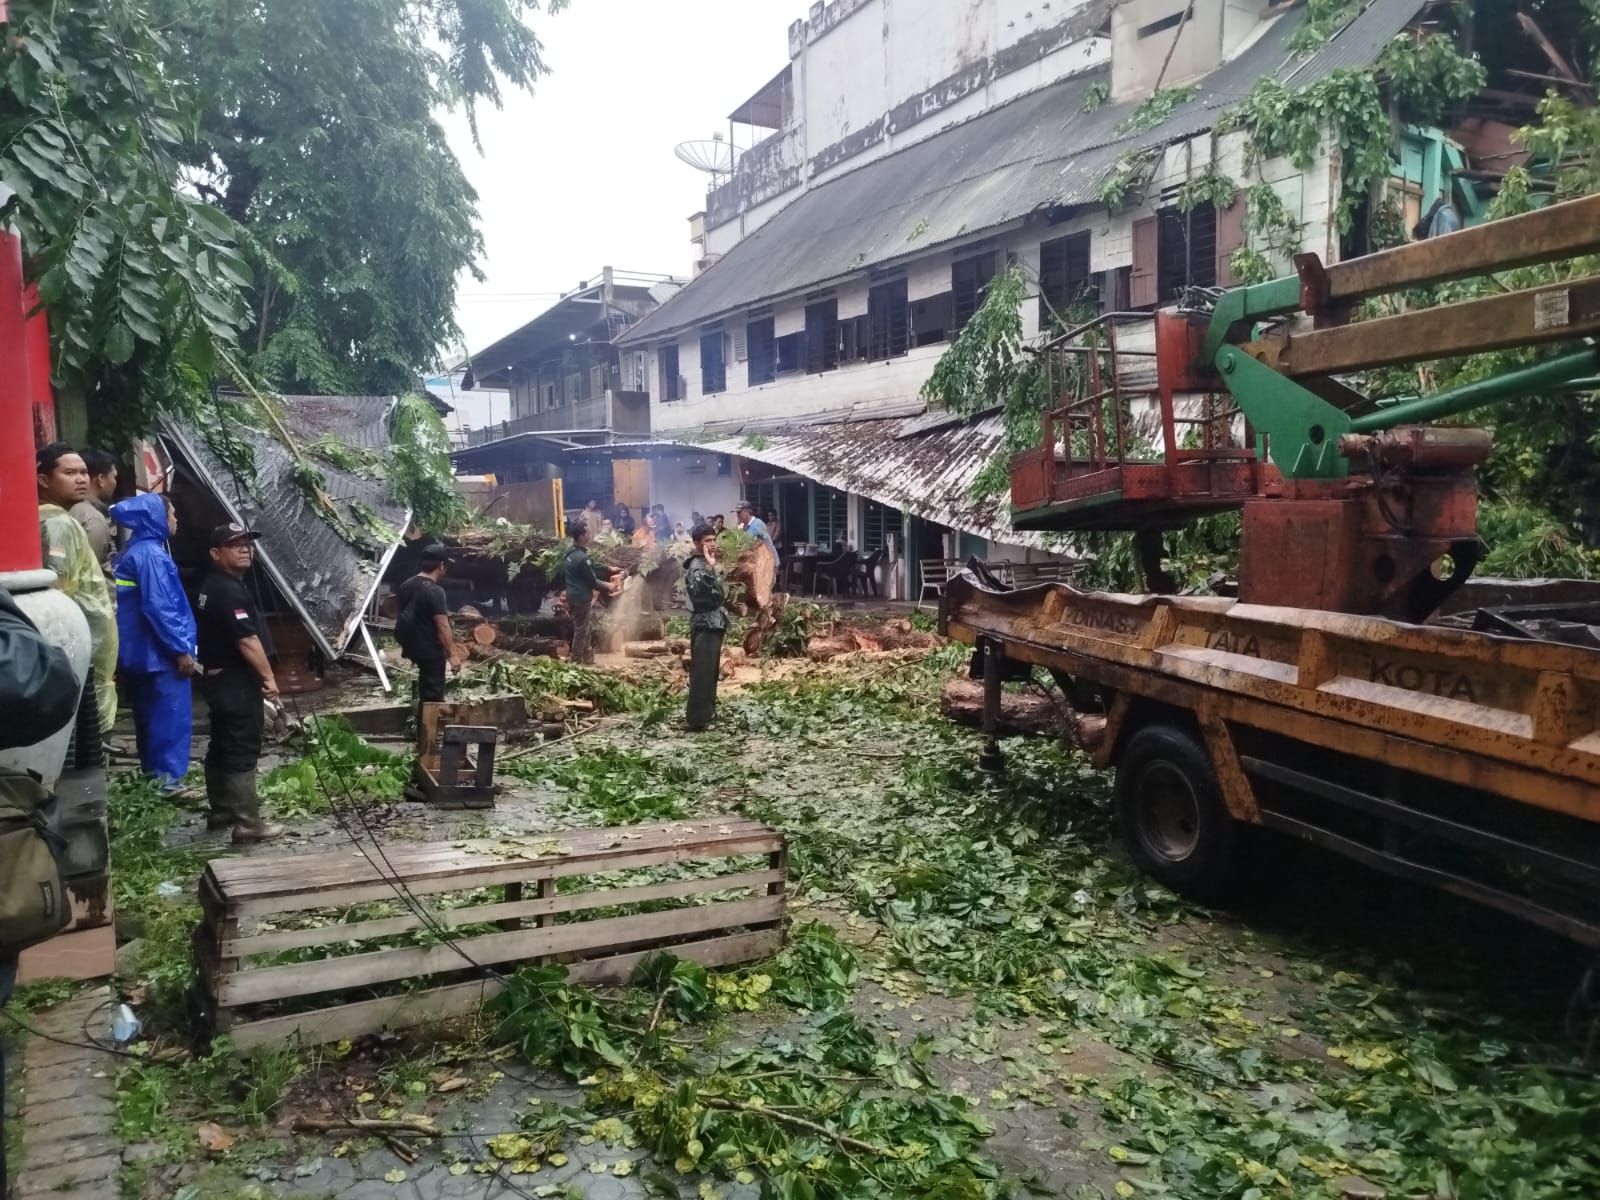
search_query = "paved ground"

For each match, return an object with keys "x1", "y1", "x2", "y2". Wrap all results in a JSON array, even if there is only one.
[{"x1": 13, "y1": 988, "x2": 121, "y2": 1200}]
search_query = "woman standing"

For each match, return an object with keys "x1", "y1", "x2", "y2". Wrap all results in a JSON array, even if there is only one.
[{"x1": 684, "y1": 523, "x2": 727, "y2": 731}]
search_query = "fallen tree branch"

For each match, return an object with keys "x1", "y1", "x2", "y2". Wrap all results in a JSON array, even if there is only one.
[
  {"x1": 700, "y1": 1096, "x2": 889, "y2": 1156},
  {"x1": 291, "y1": 1116, "x2": 442, "y2": 1139}
]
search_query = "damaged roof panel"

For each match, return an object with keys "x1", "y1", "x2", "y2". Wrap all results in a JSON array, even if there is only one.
[
  {"x1": 619, "y1": 0, "x2": 1429, "y2": 345},
  {"x1": 164, "y1": 400, "x2": 409, "y2": 659}
]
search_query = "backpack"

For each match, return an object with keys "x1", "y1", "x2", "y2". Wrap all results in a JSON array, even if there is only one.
[{"x1": 0, "y1": 770, "x2": 70, "y2": 956}]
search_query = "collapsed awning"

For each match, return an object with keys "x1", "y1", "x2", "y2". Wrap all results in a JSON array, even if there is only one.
[
  {"x1": 162, "y1": 395, "x2": 410, "y2": 659},
  {"x1": 573, "y1": 411, "x2": 1061, "y2": 552}
]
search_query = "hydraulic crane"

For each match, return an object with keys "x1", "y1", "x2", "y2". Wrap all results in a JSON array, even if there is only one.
[{"x1": 942, "y1": 193, "x2": 1600, "y2": 944}]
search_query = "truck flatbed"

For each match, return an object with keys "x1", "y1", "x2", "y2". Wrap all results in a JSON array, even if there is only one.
[{"x1": 941, "y1": 570, "x2": 1600, "y2": 944}]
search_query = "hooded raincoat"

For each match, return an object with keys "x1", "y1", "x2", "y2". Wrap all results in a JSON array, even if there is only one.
[{"x1": 110, "y1": 494, "x2": 196, "y2": 786}]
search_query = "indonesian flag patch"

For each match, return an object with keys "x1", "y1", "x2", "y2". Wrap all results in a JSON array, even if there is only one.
[{"x1": 234, "y1": 609, "x2": 250, "y2": 620}]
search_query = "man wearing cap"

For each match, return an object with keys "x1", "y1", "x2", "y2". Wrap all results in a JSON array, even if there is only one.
[
  {"x1": 195, "y1": 523, "x2": 283, "y2": 842},
  {"x1": 737, "y1": 502, "x2": 778, "y2": 568},
  {"x1": 394, "y1": 544, "x2": 464, "y2": 718}
]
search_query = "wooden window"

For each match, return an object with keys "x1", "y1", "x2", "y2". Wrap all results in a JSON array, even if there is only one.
[
  {"x1": 952, "y1": 252, "x2": 998, "y2": 331},
  {"x1": 868, "y1": 279, "x2": 910, "y2": 360},
  {"x1": 700, "y1": 329, "x2": 727, "y2": 395},
  {"x1": 862, "y1": 499, "x2": 903, "y2": 553},
  {"x1": 1215, "y1": 193, "x2": 1247, "y2": 287},
  {"x1": 805, "y1": 299, "x2": 839, "y2": 373},
  {"x1": 912, "y1": 292, "x2": 953, "y2": 347},
  {"x1": 1157, "y1": 203, "x2": 1218, "y2": 301},
  {"x1": 840, "y1": 315, "x2": 870, "y2": 363},
  {"x1": 1130, "y1": 216, "x2": 1158, "y2": 308},
  {"x1": 1039, "y1": 232, "x2": 1095, "y2": 329},
  {"x1": 775, "y1": 332, "x2": 805, "y2": 375},
  {"x1": 659, "y1": 344, "x2": 681, "y2": 402},
  {"x1": 746, "y1": 317, "x2": 776, "y2": 386},
  {"x1": 1100, "y1": 266, "x2": 1131, "y2": 314}
]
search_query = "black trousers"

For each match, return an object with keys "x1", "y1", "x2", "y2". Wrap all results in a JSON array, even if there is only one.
[
  {"x1": 686, "y1": 627, "x2": 724, "y2": 730},
  {"x1": 202, "y1": 668, "x2": 264, "y2": 774},
  {"x1": 411, "y1": 657, "x2": 446, "y2": 724}
]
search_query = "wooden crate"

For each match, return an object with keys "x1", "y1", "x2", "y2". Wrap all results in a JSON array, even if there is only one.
[{"x1": 195, "y1": 818, "x2": 787, "y2": 1050}]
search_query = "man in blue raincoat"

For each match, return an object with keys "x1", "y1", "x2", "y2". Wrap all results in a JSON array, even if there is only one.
[{"x1": 110, "y1": 493, "x2": 198, "y2": 793}]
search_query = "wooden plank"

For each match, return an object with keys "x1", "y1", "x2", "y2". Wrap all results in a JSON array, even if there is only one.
[
  {"x1": 221, "y1": 869, "x2": 785, "y2": 957},
  {"x1": 217, "y1": 895, "x2": 784, "y2": 1006},
  {"x1": 216, "y1": 836, "x2": 786, "y2": 918},
  {"x1": 223, "y1": 929, "x2": 784, "y2": 1051},
  {"x1": 206, "y1": 818, "x2": 777, "y2": 894},
  {"x1": 1272, "y1": 276, "x2": 1600, "y2": 377}
]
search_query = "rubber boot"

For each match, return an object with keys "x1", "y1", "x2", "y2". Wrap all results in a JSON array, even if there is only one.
[
  {"x1": 204, "y1": 767, "x2": 234, "y2": 832},
  {"x1": 226, "y1": 773, "x2": 285, "y2": 845}
]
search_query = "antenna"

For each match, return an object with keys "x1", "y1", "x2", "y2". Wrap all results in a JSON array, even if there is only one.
[{"x1": 674, "y1": 132, "x2": 735, "y2": 182}]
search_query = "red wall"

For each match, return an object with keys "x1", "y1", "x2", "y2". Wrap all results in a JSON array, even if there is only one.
[{"x1": 0, "y1": 231, "x2": 45, "y2": 572}]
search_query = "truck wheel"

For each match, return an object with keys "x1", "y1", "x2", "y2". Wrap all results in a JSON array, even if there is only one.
[{"x1": 1115, "y1": 723, "x2": 1238, "y2": 902}]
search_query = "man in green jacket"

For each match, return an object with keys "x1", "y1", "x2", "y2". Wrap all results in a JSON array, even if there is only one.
[
  {"x1": 684, "y1": 523, "x2": 727, "y2": 731},
  {"x1": 565, "y1": 523, "x2": 618, "y2": 664}
]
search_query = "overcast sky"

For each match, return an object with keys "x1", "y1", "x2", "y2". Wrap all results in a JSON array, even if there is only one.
[{"x1": 439, "y1": 0, "x2": 799, "y2": 362}]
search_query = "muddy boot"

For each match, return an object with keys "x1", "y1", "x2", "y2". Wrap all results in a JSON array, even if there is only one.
[
  {"x1": 226, "y1": 772, "x2": 285, "y2": 845},
  {"x1": 204, "y1": 767, "x2": 235, "y2": 832}
]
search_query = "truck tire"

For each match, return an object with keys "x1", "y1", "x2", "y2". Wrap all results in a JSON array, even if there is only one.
[{"x1": 1115, "y1": 723, "x2": 1238, "y2": 902}]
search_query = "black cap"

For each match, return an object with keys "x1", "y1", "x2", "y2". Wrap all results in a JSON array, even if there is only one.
[
  {"x1": 420, "y1": 543, "x2": 451, "y2": 564},
  {"x1": 735, "y1": 500, "x2": 753, "y2": 512},
  {"x1": 211, "y1": 522, "x2": 262, "y2": 548}
]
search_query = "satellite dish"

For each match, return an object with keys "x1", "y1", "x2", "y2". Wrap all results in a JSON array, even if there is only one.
[{"x1": 675, "y1": 138, "x2": 735, "y2": 175}]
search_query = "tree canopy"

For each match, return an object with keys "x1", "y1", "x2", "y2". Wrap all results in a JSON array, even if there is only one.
[{"x1": 0, "y1": 0, "x2": 561, "y2": 437}]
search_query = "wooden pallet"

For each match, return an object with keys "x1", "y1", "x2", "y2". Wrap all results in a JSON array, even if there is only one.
[
  {"x1": 413, "y1": 703, "x2": 499, "y2": 808},
  {"x1": 195, "y1": 817, "x2": 787, "y2": 1050}
]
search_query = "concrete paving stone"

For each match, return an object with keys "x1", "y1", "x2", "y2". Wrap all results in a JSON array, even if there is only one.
[
  {"x1": 28, "y1": 1132, "x2": 122, "y2": 1166},
  {"x1": 340, "y1": 1178, "x2": 423, "y2": 1200},
  {"x1": 18, "y1": 1092, "x2": 115, "y2": 1126},
  {"x1": 18, "y1": 1068, "x2": 114, "y2": 1108},
  {"x1": 583, "y1": 1175, "x2": 627, "y2": 1200},
  {"x1": 12, "y1": 1152, "x2": 121, "y2": 1198},
  {"x1": 31, "y1": 1111, "x2": 114, "y2": 1144}
]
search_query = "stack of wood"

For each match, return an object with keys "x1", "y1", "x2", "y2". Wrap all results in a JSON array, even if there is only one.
[
  {"x1": 805, "y1": 618, "x2": 940, "y2": 661},
  {"x1": 939, "y1": 678, "x2": 1064, "y2": 737}
]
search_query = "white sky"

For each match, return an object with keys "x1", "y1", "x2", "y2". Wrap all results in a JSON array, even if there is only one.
[{"x1": 440, "y1": 0, "x2": 800, "y2": 364}]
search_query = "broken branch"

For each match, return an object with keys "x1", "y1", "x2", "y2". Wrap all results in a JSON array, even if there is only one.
[
  {"x1": 700, "y1": 1096, "x2": 889, "y2": 1156},
  {"x1": 291, "y1": 1116, "x2": 442, "y2": 1139}
]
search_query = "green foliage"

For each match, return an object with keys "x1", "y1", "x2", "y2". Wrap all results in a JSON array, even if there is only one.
[
  {"x1": 1095, "y1": 147, "x2": 1159, "y2": 211},
  {"x1": 922, "y1": 267, "x2": 1048, "y2": 503},
  {"x1": 1288, "y1": 0, "x2": 1363, "y2": 53},
  {"x1": 740, "y1": 434, "x2": 771, "y2": 451},
  {"x1": 767, "y1": 922, "x2": 860, "y2": 1012},
  {"x1": 1224, "y1": 70, "x2": 1391, "y2": 232},
  {"x1": 504, "y1": 744, "x2": 694, "y2": 825},
  {"x1": 1080, "y1": 81, "x2": 1111, "y2": 114},
  {"x1": 390, "y1": 393, "x2": 469, "y2": 534},
  {"x1": 763, "y1": 601, "x2": 840, "y2": 659},
  {"x1": 259, "y1": 716, "x2": 410, "y2": 820},
  {"x1": 0, "y1": 0, "x2": 251, "y2": 435},
  {"x1": 1175, "y1": 164, "x2": 1237, "y2": 214},
  {"x1": 1477, "y1": 499, "x2": 1599, "y2": 579},
  {"x1": 1230, "y1": 180, "x2": 1302, "y2": 285},
  {"x1": 1075, "y1": 513, "x2": 1242, "y2": 594},
  {"x1": 483, "y1": 653, "x2": 673, "y2": 719},
  {"x1": 152, "y1": 0, "x2": 562, "y2": 396},
  {"x1": 1116, "y1": 84, "x2": 1198, "y2": 136},
  {"x1": 1381, "y1": 32, "x2": 1488, "y2": 124}
]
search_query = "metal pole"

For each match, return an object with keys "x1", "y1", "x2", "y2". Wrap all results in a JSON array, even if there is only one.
[
  {"x1": 1349, "y1": 347, "x2": 1600, "y2": 433},
  {"x1": 359, "y1": 621, "x2": 393, "y2": 695}
]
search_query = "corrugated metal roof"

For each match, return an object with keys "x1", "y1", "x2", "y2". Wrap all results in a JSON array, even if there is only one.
[
  {"x1": 589, "y1": 415, "x2": 1056, "y2": 550},
  {"x1": 619, "y1": 0, "x2": 1427, "y2": 346},
  {"x1": 163, "y1": 401, "x2": 410, "y2": 659}
]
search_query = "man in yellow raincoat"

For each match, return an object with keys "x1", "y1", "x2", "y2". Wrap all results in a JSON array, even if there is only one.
[{"x1": 37, "y1": 443, "x2": 119, "y2": 736}]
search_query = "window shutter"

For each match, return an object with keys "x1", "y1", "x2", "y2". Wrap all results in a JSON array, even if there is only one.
[
  {"x1": 1130, "y1": 216, "x2": 1158, "y2": 308},
  {"x1": 733, "y1": 326, "x2": 749, "y2": 362},
  {"x1": 1216, "y1": 192, "x2": 1247, "y2": 288}
]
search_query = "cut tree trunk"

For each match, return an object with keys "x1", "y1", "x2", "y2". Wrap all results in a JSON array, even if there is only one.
[
  {"x1": 471, "y1": 623, "x2": 497, "y2": 646},
  {"x1": 743, "y1": 593, "x2": 788, "y2": 657},
  {"x1": 495, "y1": 633, "x2": 567, "y2": 658},
  {"x1": 805, "y1": 635, "x2": 856, "y2": 662},
  {"x1": 727, "y1": 541, "x2": 777, "y2": 612},
  {"x1": 939, "y1": 678, "x2": 1063, "y2": 737}
]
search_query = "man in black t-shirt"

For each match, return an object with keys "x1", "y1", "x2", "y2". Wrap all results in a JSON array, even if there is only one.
[
  {"x1": 395, "y1": 545, "x2": 462, "y2": 719},
  {"x1": 196, "y1": 523, "x2": 284, "y2": 843}
]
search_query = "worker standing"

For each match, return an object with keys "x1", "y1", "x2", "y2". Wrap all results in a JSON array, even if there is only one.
[
  {"x1": 70, "y1": 448, "x2": 119, "y2": 579},
  {"x1": 394, "y1": 545, "x2": 464, "y2": 720},
  {"x1": 110, "y1": 494, "x2": 197, "y2": 795},
  {"x1": 36, "y1": 443, "x2": 118, "y2": 738},
  {"x1": 684, "y1": 522, "x2": 727, "y2": 731},
  {"x1": 565, "y1": 523, "x2": 619, "y2": 664},
  {"x1": 195, "y1": 523, "x2": 283, "y2": 843}
]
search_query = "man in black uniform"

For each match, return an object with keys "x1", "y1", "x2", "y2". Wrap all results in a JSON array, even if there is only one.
[
  {"x1": 195, "y1": 523, "x2": 284, "y2": 843},
  {"x1": 394, "y1": 544, "x2": 462, "y2": 720}
]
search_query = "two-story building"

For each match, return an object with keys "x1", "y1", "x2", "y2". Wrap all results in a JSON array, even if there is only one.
[
  {"x1": 452, "y1": 267, "x2": 684, "y2": 509},
  {"x1": 605, "y1": 0, "x2": 1484, "y2": 596}
]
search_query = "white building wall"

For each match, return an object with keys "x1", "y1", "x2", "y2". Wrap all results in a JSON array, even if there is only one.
[{"x1": 644, "y1": 454, "x2": 744, "y2": 528}]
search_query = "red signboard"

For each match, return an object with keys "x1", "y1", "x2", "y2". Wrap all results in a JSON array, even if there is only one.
[{"x1": 0, "y1": 232, "x2": 45, "y2": 573}]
